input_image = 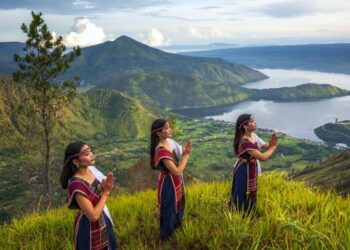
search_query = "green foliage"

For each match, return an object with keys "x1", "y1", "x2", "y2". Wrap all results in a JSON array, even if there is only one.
[{"x1": 1, "y1": 174, "x2": 349, "y2": 249}]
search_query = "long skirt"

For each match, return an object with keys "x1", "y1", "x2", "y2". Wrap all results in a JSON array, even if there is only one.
[
  {"x1": 160, "y1": 175, "x2": 185, "y2": 241},
  {"x1": 76, "y1": 213, "x2": 118, "y2": 250},
  {"x1": 231, "y1": 163, "x2": 256, "y2": 214}
]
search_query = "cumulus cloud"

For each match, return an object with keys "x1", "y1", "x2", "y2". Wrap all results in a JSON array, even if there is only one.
[
  {"x1": 140, "y1": 28, "x2": 171, "y2": 46},
  {"x1": 63, "y1": 17, "x2": 106, "y2": 47}
]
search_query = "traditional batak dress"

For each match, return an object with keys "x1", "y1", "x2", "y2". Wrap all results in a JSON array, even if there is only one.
[
  {"x1": 154, "y1": 147, "x2": 185, "y2": 240},
  {"x1": 67, "y1": 177, "x2": 117, "y2": 250},
  {"x1": 230, "y1": 138, "x2": 258, "y2": 213}
]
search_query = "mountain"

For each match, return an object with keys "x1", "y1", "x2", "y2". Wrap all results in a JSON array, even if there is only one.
[
  {"x1": 60, "y1": 36, "x2": 267, "y2": 108},
  {"x1": 0, "y1": 42, "x2": 23, "y2": 75},
  {"x1": 1, "y1": 175, "x2": 349, "y2": 249},
  {"x1": 293, "y1": 149, "x2": 350, "y2": 195},
  {"x1": 183, "y1": 43, "x2": 350, "y2": 74}
]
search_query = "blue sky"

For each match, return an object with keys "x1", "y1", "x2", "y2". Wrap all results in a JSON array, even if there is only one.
[{"x1": 1, "y1": 0, "x2": 350, "y2": 47}]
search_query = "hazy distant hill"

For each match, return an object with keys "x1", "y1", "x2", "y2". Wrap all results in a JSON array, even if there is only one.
[
  {"x1": 293, "y1": 149, "x2": 350, "y2": 195},
  {"x1": 183, "y1": 43, "x2": 350, "y2": 74},
  {"x1": 0, "y1": 42, "x2": 23, "y2": 75}
]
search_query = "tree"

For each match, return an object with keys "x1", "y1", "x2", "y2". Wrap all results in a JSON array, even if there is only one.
[{"x1": 13, "y1": 11, "x2": 81, "y2": 205}]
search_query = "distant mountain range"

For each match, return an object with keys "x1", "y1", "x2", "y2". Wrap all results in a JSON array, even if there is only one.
[{"x1": 183, "y1": 43, "x2": 350, "y2": 75}]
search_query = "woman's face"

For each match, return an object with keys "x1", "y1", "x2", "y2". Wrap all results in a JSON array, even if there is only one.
[
  {"x1": 76, "y1": 144, "x2": 95, "y2": 167},
  {"x1": 159, "y1": 122, "x2": 172, "y2": 139},
  {"x1": 244, "y1": 117, "x2": 257, "y2": 132}
]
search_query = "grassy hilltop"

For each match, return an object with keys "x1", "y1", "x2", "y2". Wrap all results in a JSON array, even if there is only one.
[{"x1": 1, "y1": 174, "x2": 349, "y2": 249}]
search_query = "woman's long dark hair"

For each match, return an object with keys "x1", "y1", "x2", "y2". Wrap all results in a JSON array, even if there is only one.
[
  {"x1": 233, "y1": 114, "x2": 252, "y2": 155},
  {"x1": 60, "y1": 141, "x2": 86, "y2": 189},
  {"x1": 150, "y1": 119, "x2": 167, "y2": 169}
]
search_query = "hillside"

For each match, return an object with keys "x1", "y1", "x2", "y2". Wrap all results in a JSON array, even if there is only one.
[
  {"x1": 183, "y1": 43, "x2": 350, "y2": 74},
  {"x1": 1, "y1": 175, "x2": 349, "y2": 249},
  {"x1": 0, "y1": 77, "x2": 158, "y2": 148},
  {"x1": 293, "y1": 149, "x2": 350, "y2": 195},
  {"x1": 314, "y1": 121, "x2": 350, "y2": 146}
]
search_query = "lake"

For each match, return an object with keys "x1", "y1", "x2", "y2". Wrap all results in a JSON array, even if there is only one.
[{"x1": 207, "y1": 69, "x2": 350, "y2": 142}]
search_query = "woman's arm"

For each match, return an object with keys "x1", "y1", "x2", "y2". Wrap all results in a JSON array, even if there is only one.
[
  {"x1": 247, "y1": 146, "x2": 277, "y2": 161},
  {"x1": 75, "y1": 192, "x2": 109, "y2": 222},
  {"x1": 249, "y1": 134, "x2": 277, "y2": 161},
  {"x1": 75, "y1": 172, "x2": 115, "y2": 222},
  {"x1": 162, "y1": 141, "x2": 192, "y2": 176}
]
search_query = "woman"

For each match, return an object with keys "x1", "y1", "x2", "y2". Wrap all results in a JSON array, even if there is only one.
[
  {"x1": 60, "y1": 141, "x2": 117, "y2": 250},
  {"x1": 150, "y1": 119, "x2": 192, "y2": 241},
  {"x1": 230, "y1": 114, "x2": 277, "y2": 213}
]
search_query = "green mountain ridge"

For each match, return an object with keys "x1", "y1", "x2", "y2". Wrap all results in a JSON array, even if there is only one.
[
  {"x1": 293, "y1": 149, "x2": 350, "y2": 195},
  {"x1": 64, "y1": 36, "x2": 267, "y2": 85}
]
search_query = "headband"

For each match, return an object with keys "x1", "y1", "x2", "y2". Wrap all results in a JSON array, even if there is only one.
[
  {"x1": 151, "y1": 124, "x2": 166, "y2": 134},
  {"x1": 63, "y1": 153, "x2": 80, "y2": 167},
  {"x1": 238, "y1": 117, "x2": 251, "y2": 129}
]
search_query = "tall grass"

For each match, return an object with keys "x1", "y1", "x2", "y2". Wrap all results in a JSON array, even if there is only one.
[{"x1": 1, "y1": 174, "x2": 349, "y2": 249}]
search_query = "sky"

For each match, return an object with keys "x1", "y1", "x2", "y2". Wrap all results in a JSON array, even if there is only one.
[{"x1": 1, "y1": 0, "x2": 350, "y2": 48}]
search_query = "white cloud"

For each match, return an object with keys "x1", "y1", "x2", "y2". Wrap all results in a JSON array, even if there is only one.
[
  {"x1": 141, "y1": 28, "x2": 171, "y2": 46},
  {"x1": 63, "y1": 17, "x2": 106, "y2": 47},
  {"x1": 209, "y1": 27, "x2": 231, "y2": 38},
  {"x1": 187, "y1": 26, "x2": 231, "y2": 39},
  {"x1": 188, "y1": 26, "x2": 204, "y2": 38}
]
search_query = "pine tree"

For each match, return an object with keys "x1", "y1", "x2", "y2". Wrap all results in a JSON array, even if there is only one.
[{"x1": 13, "y1": 11, "x2": 81, "y2": 205}]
